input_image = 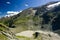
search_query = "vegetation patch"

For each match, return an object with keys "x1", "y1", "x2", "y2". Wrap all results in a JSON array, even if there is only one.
[
  {"x1": 16, "y1": 36, "x2": 31, "y2": 40},
  {"x1": 0, "y1": 34, "x2": 8, "y2": 40}
]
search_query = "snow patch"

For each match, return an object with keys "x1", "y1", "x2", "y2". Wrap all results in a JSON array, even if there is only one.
[
  {"x1": 16, "y1": 30, "x2": 60, "y2": 38},
  {"x1": 16, "y1": 30, "x2": 34, "y2": 38},
  {"x1": 47, "y1": 2, "x2": 60, "y2": 10}
]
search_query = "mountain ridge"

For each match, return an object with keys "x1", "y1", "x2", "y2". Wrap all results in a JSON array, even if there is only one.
[{"x1": 0, "y1": 1, "x2": 60, "y2": 34}]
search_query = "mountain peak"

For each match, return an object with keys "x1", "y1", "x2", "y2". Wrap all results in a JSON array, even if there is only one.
[{"x1": 46, "y1": 1, "x2": 60, "y2": 10}]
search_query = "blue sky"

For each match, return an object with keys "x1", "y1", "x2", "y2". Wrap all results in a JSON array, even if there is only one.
[{"x1": 0, "y1": 0, "x2": 59, "y2": 17}]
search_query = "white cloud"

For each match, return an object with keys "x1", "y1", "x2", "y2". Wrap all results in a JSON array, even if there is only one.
[
  {"x1": 6, "y1": 2, "x2": 11, "y2": 4},
  {"x1": 25, "y1": 4, "x2": 29, "y2": 7},
  {"x1": 20, "y1": 10, "x2": 22, "y2": 12},
  {"x1": 7, "y1": 11, "x2": 19, "y2": 14},
  {"x1": 5, "y1": 10, "x2": 22, "y2": 17}
]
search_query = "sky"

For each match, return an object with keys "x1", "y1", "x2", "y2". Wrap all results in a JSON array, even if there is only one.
[{"x1": 0, "y1": 0, "x2": 59, "y2": 17}]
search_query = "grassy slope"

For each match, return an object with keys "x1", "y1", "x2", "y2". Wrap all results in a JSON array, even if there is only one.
[
  {"x1": 16, "y1": 35, "x2": 42, "y2": 40},
  {"x1": 0, "y1": 34, "x2": 8, "y2": 40}
]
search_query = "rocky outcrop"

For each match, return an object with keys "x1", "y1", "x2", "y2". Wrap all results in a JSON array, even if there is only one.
[{"x1": 0, "y1": 23, "x2": 18, "y2": 40}]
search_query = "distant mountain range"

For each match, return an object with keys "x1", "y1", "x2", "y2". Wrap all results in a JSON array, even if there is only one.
[{"x1": 0, "y1": 1, "x2": 60, "y2": 34}]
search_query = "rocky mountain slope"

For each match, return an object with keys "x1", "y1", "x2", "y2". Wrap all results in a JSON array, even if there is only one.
[
  {"x1": 0, "y1": 1, "x2": 60, "y2": 40},
  {"x1": 16, "y1": 30, "x2": 60, "y2": 40},
  {"x1": 0, "y1": 23, "x2": 18, "y2": 40},
  {"x1": 0, "y1": 23, "x2": 60, "y2": 40}
]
